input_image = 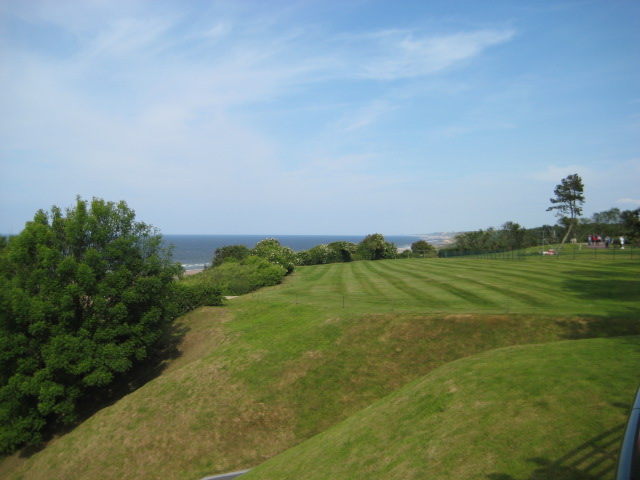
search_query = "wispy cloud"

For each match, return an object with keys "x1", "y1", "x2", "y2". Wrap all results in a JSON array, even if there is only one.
[
  {"x1": 529, "y1": 165, "x2": 592, "y2": 183},
  {"x1": 353, "y1": 29, "x2": 515, "y2": 80},
  {"x1": 617, "y1": 198, "x2": 640, "y2": 205},
  {"x1": 2, "y1": 1, "x2": 637, "y2": 234},
  {"x1": 335, "y1": 100, "x2": 397, "y2": 132}
]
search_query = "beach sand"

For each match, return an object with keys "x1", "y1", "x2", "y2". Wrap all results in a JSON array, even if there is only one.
[{"x1": 184, "y1": 269, "x2": 204, "y2": 276}]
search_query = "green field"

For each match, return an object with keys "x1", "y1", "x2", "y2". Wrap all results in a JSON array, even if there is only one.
[
  {"x1": 1, "y1": 256, "x2": 638, "y2": 480},
  {"x1": 263, "y1": 254, "x2": 639, "y2": 317},
  {"x1": 242, "y1": 336, "x2": 640, "y2": 480}
]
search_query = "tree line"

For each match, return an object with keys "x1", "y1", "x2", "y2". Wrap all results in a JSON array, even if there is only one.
[
  {"x1": 442, "y1": 174, "x2": 639, "y2": 255},
  {"x1": 440, "y1": 208, "x2": 639, "y2": 256}
]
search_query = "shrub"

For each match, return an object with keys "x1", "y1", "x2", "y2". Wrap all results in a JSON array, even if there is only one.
[
  {"x1": 252, "y1": 238, "x2": 298, "y2": 274},
  {"x1": 356, "y1": 234, "x2": 397, "y2": 260},
  {"x1": 411, "y1": 240, "x2": 437, "y2": 257},
  {"x1": 299, "y1": 244, "x2": 331, "y2": 265},
  {"x1": 187, "y1": 256, "x2": 287, "y2": 296},
  {"x1": 211, "y1": 245, "x2": 251, "y2": 267},
  {"x1": 171, "y1": 282, "x2": 224, "y2": 315},
  {"x1": 328, "y1": 241, "x2": 357, "y2": 262}
]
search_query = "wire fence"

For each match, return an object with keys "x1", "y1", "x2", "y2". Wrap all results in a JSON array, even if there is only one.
[{"x1": 439, "y1": 244, "x2": 638, "y2": 261}]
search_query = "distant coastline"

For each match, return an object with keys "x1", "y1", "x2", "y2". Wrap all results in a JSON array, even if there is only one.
[{"x1": 165, "y1": 233, "x2": 457, "y2": 272}]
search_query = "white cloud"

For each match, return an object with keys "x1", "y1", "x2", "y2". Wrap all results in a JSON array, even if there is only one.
[
  {"x1": 1, "y1": 1, "x2": 637, "y2": 235},
  {"x1": 617, "y1": 198, "x2": 640, "y2": 206},
  {"x1": 335, "y1": 100, "x2": 397, "y2": 132},
  {"x1": 81, "y1": 16, "x2": 175, "y2": 60},
  {"x1": 528, "y1": 165, "x2": 592, "y2": 183},
  {"x1": 355, "y1": 29, "x2": 515, "y2": 80},
  {"x1": 199, "y1": 22, "x2": 232, "y2": 40}
]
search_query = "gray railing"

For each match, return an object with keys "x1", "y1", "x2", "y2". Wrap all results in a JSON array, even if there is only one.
[{"x1": 615, "y1": 386, "x2": 640, "y2": 480}]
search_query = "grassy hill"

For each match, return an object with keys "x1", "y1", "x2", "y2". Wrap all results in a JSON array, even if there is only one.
[
  {"x1": 242, "y1": 336, "x2": 640, "y2": 480},
  {"x1": 1, "y1": 256, "x2": 638, "y2": 480}
]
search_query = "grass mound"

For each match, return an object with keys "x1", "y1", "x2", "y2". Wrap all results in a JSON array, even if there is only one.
[
  {"x1": 243, "y1": 336, "x2": 640, "y2": 480},
  {"x1": 0, "y1": 258, "x2": 638, "y2": 479}
]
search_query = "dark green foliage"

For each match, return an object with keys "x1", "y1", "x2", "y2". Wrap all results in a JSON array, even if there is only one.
[
  {"x1": 547, "y1": 173, "x2": 585, "y2": 249},
  {"x1": 547, "y1": 173, "x2": 585, "y2": 220},
  {"x1": 328, "y1": 241, "x2": 357, "y2": 263},
  {"x1": 171, "y1": 282, "x2": 224, "y2": 315},
  {"x1": 297, "y1": 244, "x2": 333, "y2": 266},
  {"x1": 572, "y1": 208, "x2": 640, "y2": 245},
  {"x1": 211, "y1": 244, "x2": 251, "y2": 267},
  {"x1": 0, "y1": 197, "x2": 183, "y2": 454},
  {"x1": 298, "y1": 242, "x2": 357, "y2": 266},
  {"x1": 621, "y1": 208, "x2": 640, "y2": 243},
  {"x1": 187, "y1": 256, "x2": 287, "y2": 296},
  {"x1": 591, "y1": 208, "x2": 621, "y2": 226},
  {"x1": 443, "y1": 221, "x2": 531, "y2": 255},
  {"x1": 410, "y1": 240, "x2": 437, "y2": 257},
  {"x1": 356, "y1": 234, "x2": 397, "y2": 260}
]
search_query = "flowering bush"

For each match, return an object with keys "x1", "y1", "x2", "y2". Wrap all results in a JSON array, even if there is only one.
[
  {"x1": 356, "y1": 233, "x2": 397, "y2": 260},
  {"x1": 298, "y1": 242, "x2": 357, "y2": 265},
  {"x1": 252, "y1": 238, "x2": 298, "y2": 274},
  {"x1": 298, "y1": 244, "x2": 332, "y2": 265}
]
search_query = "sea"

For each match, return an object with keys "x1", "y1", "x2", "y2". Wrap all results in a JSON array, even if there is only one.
[{"x1": 164, "y1": 234, "x2": 422, "y2": 271}]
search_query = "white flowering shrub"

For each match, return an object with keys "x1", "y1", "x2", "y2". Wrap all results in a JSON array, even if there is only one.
[{"x1": 252, "y1": 238, "x2": 298, "y2": 274}]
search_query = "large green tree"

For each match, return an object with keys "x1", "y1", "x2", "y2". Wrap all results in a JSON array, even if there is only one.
[
  {"x1": 620, "y1": 208, "x2": 640, "y2": 242},
  {"x1": 357, "y1": 234, "x2": 397, "y2": 260},
  {"x1": 547, "y1": 173, "x2": 585, "y2": 251},
  {"x1": 410, "y1": 240, "x2": 437, "y2": 257},
  {"x1": 0, "y1": 197, "x2": 183, "y2": 454},
  {"x1": 211, "y1": 244, "x2": 251, "y2": 267}
]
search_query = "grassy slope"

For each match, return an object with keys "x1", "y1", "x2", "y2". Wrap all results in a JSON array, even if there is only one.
[
  {"x1": 242, "y1": 336, "x2": 640, "y2": 480},
  {"x1": 1, "y1": 257, "x2": 638, "y2": 480}
]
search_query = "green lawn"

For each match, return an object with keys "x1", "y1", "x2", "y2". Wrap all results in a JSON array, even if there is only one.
[
  {"x1": 242, "y1": 336, "x2": 640, "y2": 480},
  {"x1": 264, "y1": 256, "x2": 639, "y2": 318},
  {"x1": 1, "y1": 257, "x2": 638, "y2": 480}
]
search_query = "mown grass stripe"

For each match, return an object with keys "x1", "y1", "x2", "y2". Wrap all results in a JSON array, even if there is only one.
[
  {"x1": 440, "y1": 258, "x2": 558, "y2": 286},
  {"x1": 363, "y1": 260, "x2": 451, "y2": 308},
  {"x1": 415, "y1": 261, "x2": 556, "y2": 308},
  {"x1": 380, "y1": 260, "x2": 500, "y2": 308},
  {"x1": 389, "y1": 260, "x2": 575, "y2": 310},
  {"x1": 351, "y1": 261, "x2": 393, "y2": 301}
]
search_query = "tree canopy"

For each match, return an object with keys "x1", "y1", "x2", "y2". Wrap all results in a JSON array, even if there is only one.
[
  {"x1": 211, "y1": 244, "x2": 251, "y2": 267},
  {"x1": 547, "y1": 173, "x2": 585, "y2": 250},
  {"x1": 410, "y1": 240, "x2": 437, "y2": 257},
  {"x1": 357, "y1": 234, "x2": 397, "y2": 260},
  {"x1": 0, "y1": 197, "x2": 186, "y2": 454}
]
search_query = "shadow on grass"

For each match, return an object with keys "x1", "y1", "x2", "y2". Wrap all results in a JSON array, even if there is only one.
[
  {"x1": 554, "y1": 266, "x2": 640, "y2": 339},
  {"x1": 562, "y1": 269, "x2": 640, "y2": 302},
  {"x1": 19, "y1": 322, "x2": 189, "y2": 459},
  {"x1": 556, "y1": 316, "x2": 640, "y2": 340},
  {"x1": 487, "y1": 423, "x2": 625, "y2": 480}
]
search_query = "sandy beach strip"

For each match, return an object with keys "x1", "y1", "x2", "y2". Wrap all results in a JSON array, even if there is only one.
[{"x1": 184, "y1": 268, "x2": 204, "y2": 276}]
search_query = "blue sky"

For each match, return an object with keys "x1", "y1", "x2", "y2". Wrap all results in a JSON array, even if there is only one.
[{"x1": 1, "y1": 0, "x2": 638, "y2": 235}]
